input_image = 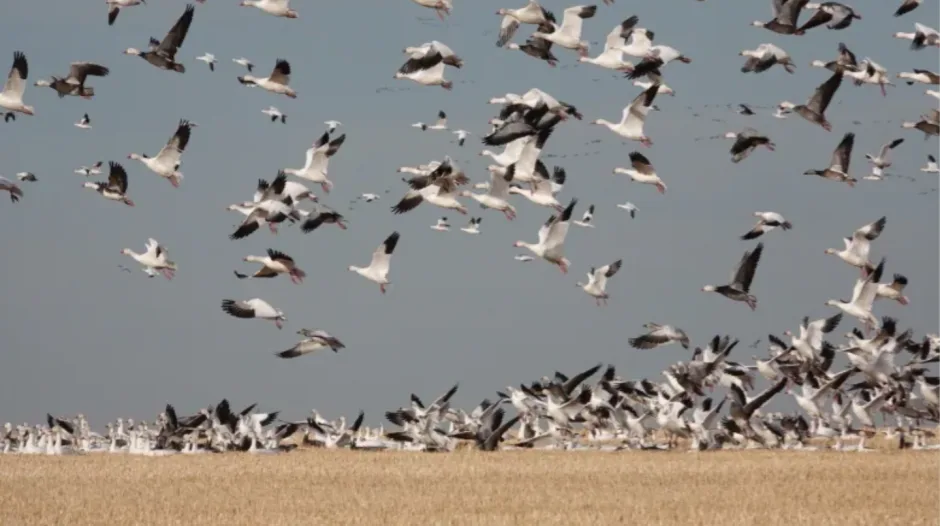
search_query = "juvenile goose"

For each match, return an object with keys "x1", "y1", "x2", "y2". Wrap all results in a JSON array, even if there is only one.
[
  {"x1": 796, "y1": 2, "x2": 861, "y2": 33},
  {"x1": 0, "y1": 177, "x2": 24, "y2": 203},
  {"x1": 778, "y1": 71, "x2": 842, "y2": 131},
  {"x1": 531, "y1": 5, "x2": 597, "y2": 57},
  {"x1": 804, "y1": 132, "x2": 857, "y2": 187},
  {"x1": 278, "y1": 330, "x2": 345, "y2": 359},
  {"x1": 196, "y1": 53, "x2": 216, "y2": 71},
  {"x1": 594, "y1": 83, "x2": 660, "y2": 147},
  {"x1": 613, "y1": 152, "x2": 666, "y2": 194},
  {"x1": 572, "y1": 205, "x2": 595, "y2": 227},
  {"x1": 394, "y1": 52, "x2": 452, "y2": 90},
  {"x1": 413, "y1": 111, "x2": 447, "y2": 131},
  {"x1": 506, "y1": 26, "x2": 560, "y2": 67},
  {"x1": 742, "y1": 212, "x2": 792, "y2": 240},
  {"x1": 876, "y1": 274, "x2": 909, "y2": 306},
  {"x1": 864, "y1": 138, "x2": 904, "y2": 178},
  {"x1": 430, "y1": 217, "x2": 451, "y2": 232},
  {"x1": 107, "y1": 0, "x2": 145, "y2": 26},
  {"x1": 461, "y1": 217, "x2": 482, "y2": 234},
  {"x1": 0, "y1": 52, "x2": 34, "y2": 121},
  {"x1": 728, "y1": 128, "x2": 775, "y2": 163},
  {"x1": 234, "y1": 249, "x2": 306, "y2": 284},
  {"x1": 221, "y1": 298, "x2": 286, "y2": 329},
  {"x1": 349, "y1": 232, "x2": 400, "y2": 295},
  {"x1": 82, "y1": 162, "x2": 134, "y2": 206},
  {"x1": 826, "y1": 258, "x2": 884, "y2": 333},
  {"x1": 900, "y1": 116, "x2": 939, "y2": 137},
  {"x1": 75, "y1": 113, "x2": 91, "y2": 129},
  {"x1": 702, "y1": 243, "x2": 764, "y2": 310},
  {"x1": 238, "y1": 59, "x2": 296, "y2": 98},
  {"x1": 629, "y1": 323, "x2": 691, "y2": 350},
  {"x1": 824, "y1": 216, "x2": 886, "y2": 275},
  {"x1": 514, "y1": 199, "x2": 577, "y2": 274},
  {"x1": 121, "y1": 238, "x2": 177, "y2": 280},
  {"x1": 34, "y1": 62, "x2": 110, "y2": 98},
  {"x1": 239, "y1": 0, "x2": 298, "y2": 18},
  {"x1": 123, "y1": 5, "x2": 194, "y2": 73},
  {"x1": 128, "y1": 119, "x2": 195, "y2": 188},
  {"x1": 577, "y1": 259, "x2": 622, "y2": 306}
]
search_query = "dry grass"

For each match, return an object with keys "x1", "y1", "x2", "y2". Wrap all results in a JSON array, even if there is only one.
[{"x1": 0, "y1": 450, "x2": 937, "y2": 526}]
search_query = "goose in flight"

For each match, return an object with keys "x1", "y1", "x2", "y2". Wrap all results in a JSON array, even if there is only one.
[
  {"x1": 262, "y1": 106, "x2": 286, "y2": 123},
  {"x1": 196, "y1": 53, "x2": 216, "y2": 71},
  {"x1": 593, "y1": 83, "x2": 660, "y2": 147},
  {"x1": 462, "y1": 164, "x2": 516, "y2": 220},
  {"x1": 107, "y1": 0, "x2": 145, "y2": 26},
  {"x1": 728, "y1": 128, "x2": 775, "y2": 163},
  {"x1": 629, "y1": 323, "x2": 690, "y2": 350},
  {"x1": 617, "y1": 202, "x2": 638, "y2": 218},
  {"x1": 349, "y1": 232, "x2": 400, "y2": 295},
  {"x1": 404, "y1": 41, "x2": 463, "y2": 69},
  {"x1": 864, "y1": 138, "x2": 904, "y2": 178},
  {"x1": 741, "y1": 212, "x2": 791, "y2": 240},
  {"x1": 82, "y1": 161, "x2": 134, "y2": 206},
  {"x1": 804, "y1": 132, "x2": 856, "y2": 187},
  {"x1": 531, "y1": 5, "x2": 597, "y2": 57},
  {"x1": 508, "y1": 165, "x2": 565, "y2": 212},
  {"x1": 921, "y1": 154, "x2": 939, "y2": 173},
  {"x1": 234, "y1": 249, "x2": 306, "y2": 284},
  {"x1": 778, "y1": 71, "x2": 842, "y2": 131},
  {"x1": 752, "y1": 0, "x2": 810, "y2": 35},
  {"x1": 123, "y1": 4, "x2": 194, "y2": 73},
  {"x1": 577, "y1": 259, "x2": 622, "y2": 306},
  {"x1": 894, "y1": 0, "x2": 921, "y2": 16},
  {"x1": 325, "y1": 120, "x2": 342, "y2": 133},
  {"x1": 430, "y1": 217, "x2": 451, "y2": 232},
  {"x1": 496, "y1": 1, "x2": 555, "y2": 47},
  {"x1": 895, "y1": 22, "x2": 940, "y2": 49},
  {"x1": 278, "y1": 330, "x2": 345, "y2": 359},
  {"x1": 506, "y1": 25, "x2": 560, "y2": 67},
  {"x1": 359, "y1": 193, "x2": 380, "y2": 202},
  {"x1": 876, "y1": 274, "x2": 909, "y2": 306},
  {"x1": 796, "y1": 2, "x2": 862, "y2": 34},
  {"x1": 453, "y1": 130, "x2": 470, "y2": 146},
  {"x1": 572, "y1": 204, "x2": 595, "y2": 228},
  {"x1": 254, "y1": 171, "x2": 317, "y2": 205},
  {"x1": 239, "y1": 0, "x2": 298, "y2": 18},
  {"x1": 483, "y1": 104, "x2": 559, "y2": 147},
  {"x1": 626, "y1": 45, "x2": 692, "y2": 80},
  {"x1": 228, "y1": 198, "x2": 299, "y2": 239},
  {"x1": 221, "y1": 298, "x2": 286, "y2": 330},
  {"x1": 412, "y1": 0, "x2": 452, "y2": 21},
  {"x1": 413, "y1": 111, "x2": 447, "y2": 131},
  {"x1": 826, "y1": 258, "x2": 884, "y2": 333},
  {"x1": 0, "y1": 52, "x2": 34, "y2": 121},
  {"x1": 394, "y1": 51, "x2": 452, "y2": 90},
  {"x1": 824, "y1": 216, "x2": 886, "y2": 275},
  {"x1": 461, "y1": 217, "x2": 482, "y2": 234},
  {"x1": 393, "y1": 161, "x2": 469, "y2": 215},
  {"x1": 74, "y1": 162, "x2": 103, "y2": 177},
  {"x1": 702, "y1": 243, "x2": 764, "y2": 310},
  {"x1": 75, "y1": 113, "x2": 92, "y2": 129},
  {"x1": 238, "y1": 59, "x2": 296, "y2": 98},
  {"x1": 233, "y1": 57, "x2": 254, "y2": 72},
  {"x1": 300, "y1": 210, "x2": 347, "y2": 233},
  {"x1": 845, "y1": 58, "x2": 892, "y2": 97},
  {"x1": 128, "y1": 119, "x2": 195, "y2": 188},
  {"x1": 514, "y1": 254, "x2": 534, "y2": 262},
  {"x1": 34, "y1": 62, "x2": 110, "y2": 98},
  {"x1": 901, "y1": 114, "x2": 939, "y2": 138},
  {"x1": 16, "y1": 172, "x2": 37, "y2": 182},
  {"x1": 897, "y1": 69, "x2": 938, "y2": 85},
  {"x1": 613, "y1": 152, "x2": 666, "y2": 194},
  {"x1": 121, "y1": 238, "x2": 177, "y2": 280},
  {"x1": 514, "y1": 198, "x2": 577, "y2": 274},
  {"x1": 738, "y1": 104, "x2": 756, "y2": 115},
  {"x1": 0, "y1": 177, "x2": 24, "y2": 203},
  {"x1": 740, "y1": 43, "x2": 795, "y2": 74},
  {"x1": 283, "y1": 131, "x2": 346, "y2": 193},
  {"x1": 578, "y1": 17, "x2": 638, "y2": 72}
]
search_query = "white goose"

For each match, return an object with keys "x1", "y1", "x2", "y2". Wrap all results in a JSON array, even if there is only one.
[
  {"x1": 196, "y1": 53, "x2": 216, "y2": 71},
  {"x1": 572, "y1": 204, "x2": 595, "y2": 228},
  {"x1": 233, "y1": 57, "x2": 254, "y2": 72},
  {"x1": 894, "y1": 22, "x2": 939, "y2": 49},
  {"x1": 234, "y1": 249, "x2": 306, "y2": 284},
  {"x1": 453, "y1": 129, "x2": 470, "y2": 146},
  {"x1": 578, "y1": 17, "x2": 637, "y2": 71},
  {"x1": 845, "y1": 58, "x2": 892, "y2": 97},
  {"x1": 741, "y1": 211, "x2": 792, "y2": 240},
  {"x1": 632, "y1": 79, "x2": 674, "y2": 96},
  {"x1": 430, "y1": 217, "x2": 451, "y2": 232},
  {"x1": 277, "y1": 330, "x2": 345, "y2": 359},
  {"x1": 82, "y1": 162, "x2": 134, "y2": 206},
  {"x1": 921, "y1": 154, "x2": 939, "y2": 173},
  {"x1": 613, "y1": 152, "x2": 667, "y2": 194},
  {"x1": 514, "y1": 198, "x2": 577, "y2": 273},
  {"x1": 0, "y1": 52, "x2": 34, "y2": 122},
  {"x1": 128, "y1": 119, "x2": 195, "y2": 188},
  {"x1": 898, "y1": 69, "x2": 939, "y2": 85},
  {"x1": 325, "y1": 120, "x2": 342, "y2": 133},
  {"x1": 461, "y1": 217, "x2": 482, "y2": 234},
  {"x1": 509, "y1": 165, "x2": 565, "y2": 211},
  {"x1": 496, "y1": 1, "x2": 554, "y2": 47},
  {"x1": 394, "y1": 52, "x2": 452, "y2": 90},
  {"x1": 826, "y1": 259, "x2": 884, "y2": 333},
  {"x1": 412, "y1": 110, "x2": 447, "y2": 131},
  {"x1": 404, "y1": 41, "x2": 463, "y2": 69},
  {"x1": 864, "y1": 138, "x2": 904, "y2": 178},
  {"x1": 480, "y1": 137, "x2": 527, "y2": 166},
  {"x1": 238, "y1": 59, "x2": 296, "y2": 98},
  {"x1": 75, "y1": 162, "x2": 103, "y2": 177},
  {"x1": 461, "y1": 165, "x2": 517, "y2": 220},
  {"x1": 739, "y1": 43, "x2": 795, "y2": 73},
  {"x1": 577, "y1": 259, "x2": 622, "y2": 306},
  {"x1": 121, "y1": 238, "x2": 177, "y2": 280},
  {"x1": 221, "y1": 298, "x2": 286, "y2": 329},
  {"x1": 262, "y1": 106, "x2": 286, "y2": 123},
  {"x1": 227, "y1": 198, "x2": 299, "y2": 239},
  {"x1": 617, "y1": 202, "x2": 638, "y2": 218},
  {"x1": 239, "y1": 0, "x2": 298, "y2": 18},
  {"x1": 824, "y1": 216, "x2": 886, "y2": 275},
  {"x1": 875, "y1": 273, "x2": 909, "y2": 305},
  {"x1": 0, "y1": 177, "x2": 24, "y2": 203},
  {"x1": 283, "y1": 131, "x2": 346, "y2": 193},
  {"x1": 411, "y1": 0, "x2": 452, "y2": 21},
  {"x1": 107, "y1": 0, "x2": 145, "y2": 26},
  {"x1": 74, "y1": 113, "x2": 91, "y2": 129},
  {"x1": 349, "y1": 232, "x2": 400, "y2": 294},
  {"x1": 532, "y1": 5, "x2": 597, "y2": 56},
  {"x1": 593, "y1": 83, "x2": 660, "y2": 147}
]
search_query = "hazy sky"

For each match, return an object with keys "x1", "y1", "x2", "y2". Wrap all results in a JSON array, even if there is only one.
[{"x1": 0, "y1": 0, "x2": 937, "y2": 426}]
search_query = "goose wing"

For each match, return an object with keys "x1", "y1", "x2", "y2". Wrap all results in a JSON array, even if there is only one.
[
  {"x1": 829, "y1": 132, "x2": 854, "y2": 173},
  {"x1": 592, "y1": 259, "x2": 622, "y2": 291},
  {"x1": 156, "y1": 119, "x2": 193, "y2": 165},
  {"x1": 268, "y1": 59, "x2": 291, "y2": 86},
  {"x1": 3, "y1": 52, "x2": 27, "y2": 99},
  {"x1": 266, "y1": 249, "x2": 294, "y2": 267},
  {"x1": 606, "y1": 16, "x2": 639, "y2": 51},
  {"x1": 107, "y1": 162, "x2": 129, "y2": 193},
  {"x1": 558, "y1": 5, "x2": 596, "y2": 39},
  {"x1": 629, "y1": 152, "x2": 655, "y2": 175},
  {"x1": 68, "y1": 62, "x2": 109, "y2": 84},
  {"x1": 877, "y1": 138, "x2": 904, "y2": 159},
  {"x1": 854, "y1": 216, "x2": 886, "y2": 241},
  {"x1": 730, "y1": 243, "x2": 763, "y2": 292},
  {"x1": 221, "y1": 299, "x2": 256, "y2": 319},
  {"x1": 806, "y1": 71, "x2": 842, "y2": 116},
  {"x1": 157, "y1": 4, "x2": 195, "y2": 60},
  {"x1": 368, "y1": 232, "x2": 400, "y2": 273},
  {"x1": 544, "y1": 198, "x2": 576, "y2": 250},
  {"x1": 497, "y1": 16, "x2": 520, "y2": 48},
  {"x1": 398, "y1": 51, "x2": 443, "y2": 75}
]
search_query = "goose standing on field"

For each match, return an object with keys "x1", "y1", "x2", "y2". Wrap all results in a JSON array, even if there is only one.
[
  {"x1": 234, "y1": 249, "x2": 306, "y2": 284},
  {"x1": 461, "y1": 217, "x2": 482, "y2": 234},
  {"x1": 824, "y1": 216, "x2": 886, "y2": 275},
  {"x1": 826, "y1": 258, "x2": 884, "y2": 333},
  {"x1": 278, "y1": 330, "x2": 345, "y2": 359},
  {"x1": 577, "y1": 259, "x2": 622, "y2": 306},
  {"x1": 325, "y1": 120, "x2": 342, "y2": 133},
  {"x1": 82, "y1": 162, "x2": 134, "y2": 207},
  {"x1": 876, "y1": 274, "x2": 909, "y2": 305},
  {"x1": 796, "y1": 2, "x2": 861, "y2": 34},
  {"x1": 740, "y1": 43, "x2": 795, "y2": 73},
  {"x1": 921, "y1": 154, "x2": 939, "y2": 173},
  {"x1": 573, "y1": 205, "x2": 595, "y2": 227},
  {"x1": 233, "y1": 58, "x2": 254, "y2": 72},
  {"x1": 221, "y1": 298, "x2": 286, "y2": 329},
  {"x1": 413, "y1": 111, "x2": 448, "y2": 131},
  {"x1": 394, "y1": 51, "x2": 452, "y2": 90},
  {"x1": 531, "y1": 5, "x2": 597, "y2": 57},
  {"x1": 728, "y1": 128, "x2": 776, "y2": 163},
  {"x1": 107, "y1": 0, "x2": 145, "y2": 26},
  {"x1": 238, "y1": 59, "x2": 296, "y2": 98},
  {"x1": 75, "y1": 113, "x2": 91, "y2": 129},
  {"x1": 578, "y1": 17, "x2": 638, "y2": 72},
  {"x1": 123, "y1": 5, "x2": 194, "y2": 73},
  {"x1": 752, "y1": 0, "x2": 810, "y2": 35},
  {"x1": 283, "y1": 131, "x2": 346, "y2": 193},
  {"x1": 349, "y1": 232, "x2": 400, "y2": 295},
  {"x1": 496, "y1": 0, "x2": 555, "y2": 47},
  {"x1": 742, "y1": 212, "x2": 791, "y2": 240},
  {"x1": 594, "y1": 83, "x2": 660, "y2": 147},
  {"x1": 0, "y1": 177, "x2": 24, "y2": 203},
  {"x1": 74, "y1": 162, "x2": 103, "y2": 177},
  {"x1": 412, "y1": 0, "x2": 452, "y2": 21},
  {"x1": 430, "y1": 217, "x2": 451, "y2": 232},
  {"x1": 196, "y1": 53, "x2": 216, "y2": 71},
  {"x1": 121, "y1": 238, "x2": 177, "y2": 280},
  {"x1": 613, "y1": 152, "x2": 667, "y2": 194},
  {"x1": 16, "y1": 172, "x2": 37, "y2": 182},
  {"x1": 0, "y1": 52, "x2": 34, "y2": 121},
  {"x1": 895, "y1": 23, "x2": 940, "y2": 49},
  {"x1": 617, "y1": 202, "x2": 637, "y2": 218},
  {"x1": 778, "y1": 71, "x2": 842, "y2": 131},
  {"x1": 128, "y1": 119, "x2": 194, "y2": 188},
  {"x1": 629, "y1": 323, "x2": 691, "y2": 350},
  {"x1": 804, "y1": 132, "x2": 857, "y2": 187},
  {"x1": 239, "y1": 0, "x2": 298, "y2": 18},
  {"x1": 864, "y1": 138, "x2": 904, "y2": 178},
  {"x1": 514, "y1": 198, "x2": 577, "y2": 274},
  {"x1": 300, "y1": 210, "x2": 347, "y2": 233},
  {"x1": 34, "y1": 62, "x2": 110, "y2": 98},
  {"x1": 898, "y1": 69, "x2": 939, "y2": 85},
  {"x1": 453, "y1": 130, "x2": 470, "y2": 146},
  {"x1": 702, "y1": 243, "x2": 764, "y2": 310},
  {"x1": 404, "y1": 42, "x2": 463, "y2": 69},
  {"x1": 262, "y1": 106, "x2": 286, "y2": 123}
]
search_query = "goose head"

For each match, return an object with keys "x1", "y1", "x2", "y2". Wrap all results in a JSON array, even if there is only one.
[
  {"x1": 123, "y1": 48, "x2": 143, "y2": 57},
  {"x1": 701, "y1": 285, "x2": 717, "y2": 292}
]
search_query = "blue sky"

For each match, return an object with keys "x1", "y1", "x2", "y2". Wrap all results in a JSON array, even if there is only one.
[{"x1": 0, "y1": 0, "x2": 936, "y2": 425}]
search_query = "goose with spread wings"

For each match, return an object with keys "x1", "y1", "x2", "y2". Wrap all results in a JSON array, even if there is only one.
[
  {"x1": 826, "y1": 258, "x2": 884, "y2": 333},
  {"x1": 496, "y1": 1, "x2": 555, "y2": 47},
  {"x1": 778, "y1": 71, "x2": 842, "y2": 131},
  {"x1": 128, "y1": 119, "x2": 195, "y2": 188},
  {"x1": 728, "y1": 128, "x2": 776, "y2": 163},
  {"x1": 349, "y1": 232, "x2": 400, "y2": 294},
  {"x1": 0, "y1": 52, "x2": 34, "y2": 120},
  {"x1": 238, "y1": 59, "x2": 296, "y2": 98},
  {"x1": 82, "y1": 161, "x2": 134, "y2": 206},
  {"x1": 392, "y1": 160, "x2": 469, "y2": 215},
  {"x1": 577, "y1": 259, "x2": 622, "y2": 306},
  {"x1": 751, "y1": 0, "x2": 810, "y2": 35},
  {"x1": 34, "y1": 62, "x2": 109, "y2": 98},
  {"x1": 531, "y1": 5, "x2": 597, "y2": 56},
  {"x1": 394, "y1": 51, "x2": 452, "y2": 90},
  {"x1": 593, "y1": 83, "x2": 660, "y2": 147},
  {"x1": 123, "y1": 4, "x2": 194, "y2": 73},
  {"x1": 107, "y1": 0, "x2": 145, "y2": 26},
  {"x1": 514, "y1": 198, "x2": 577, "y2": 274},
  {"x1": 277, "y1": 330, "x2": 345, "y2": 359},
  {"x1": 804, "y1": 132, "x2": 856, "y2": 187},
  {"x1": 234, "y1": 249, "x2": 306, "y2": 284},
  {"x1": 702, "y1": 243, "x2": 764, "y2": 310},
  {"x1": 283, "y1": 131, "x2": 346, "y2": 193},
  {"x1": 741, "y1": 212, "x2": 792, "y2": 240},
  {"x1": 824, "y1": 216, "x2": 886, "y2": 275},
  {"x1": 629, "y1": 323, "x2": 691, "y2": 350},
  {"x1": 221, "y1": 298, "x2": 286, "y2": 330},
  {"x1": 0, "y1": 177, "x2": 24, "y2": 203}
]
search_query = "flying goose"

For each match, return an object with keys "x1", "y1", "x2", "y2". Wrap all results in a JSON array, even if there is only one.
[
  {"x1": 233, "y1": 57, "x2": 254, "y2": 72},
  {"x1": 412, "y1": 0, "x2": 452, "y2": 21},
  {"x1": 739, "y1": 104, "x2": 755, "y2": 115},
  {"x1": 0, "y1": 52, "x2": 34, "y2": 121},
  {"x1": 75, "y1": 113, "x2": 91, "y2": 129},
  {"x1": 461, "y1": 217, "x2": 482, "y2": 234},
  {"x1": 221, "y1": 298, "x2": 286, "y2": 329},
  {"x1": 234, "y1": 249, "x2": 306, "y2": 284},
  {"x1": 876, "y1": 274, "x2": 909, "y2": 306},
  {"x1": 393, "y1": 161, "x2": 469, "y2": 215},
  {"x1": 238, "y1": 59, "x2": 296, "y2": 98},
  {"x1": 572, "y1": 204, "x2": 595, "y2": 227},
  {"x1": 824, "y1": 216, "x2": 886, "y2": 275},
  {"x1": 82, "y1": 162, "x2": 134, "y2": 206},
  {"x1": 482, "y1": 104, "x2": 557, "y2": 146},
  {"x1": 349, "y1": 232, "x2": 400, "y2": 294},
  {"x1": 283, "y1": 131, "x2": 346, "y2": 193},
  {"x1": 394, "y1": 51, "x2": 452, "y2": 90},
  {"x1": 300, "y1": 210, "x2": 347, "y2": 233},
  {"x1": 123, "y1": 4, "x2": 194, "y2": 73},
  {"x1": 742, "y1": 212, "x2": 791, "y2": 240},
  {"x1": 893, "y1": 0, "x2": 921, "y2": 16},
  {"x1": 826, "y1": 258, "x2": 884, "y2": 333},
  {"x1": 16, "y1": 172, "x2": 37, "y2": 182},
  {"x1": 900, "y1": 115, "x2": 939, "y2": 137},
  {"x1": 413, "y1": 111, "x2": 447, "y2": 131},
  {"x1": 430, "y1": 217, "x2": 451, "y2": 232},
  {"x1": 895, "y1": 23, "x2": 940, "y2": 49},
  {"x1": 702, "y1": 243, "x2": 764, "y2": 310},
  {"x1": 506, "y1": 25, "x2": 560, "y2": 67},
  {"x1": 577, "y1": 16, "x2": 638, "y2": 71},
  {"x1": 128, "y1": 119, "x2": 195, "y2": 188},
  {"x1": 254, "y1": 172, "x2": 317, "y2": 205},
  {"x1": 453, "y1": 129, "x2": 470, "y2": 146},
  {"x1": 324, "y1": 120, "x2": 342, "y2": 133},
  {"x1": 845, "y1": 58, "x2": 892, "y2": 97},
  {"x1": 778, "y1": 71, "x2": 842, "y2": 131},
  {"x1": 278, "y1": 330, "x2": 345, "y2": 359},
  {"x1": 796, "y1": 2, "x2": 861, "y2": 34},
  {"x1": 461, "y1": 164, "x2": 516, "y2": 220},
  {"x1": 531, "y1": 5, "x2": 596, "y2": 56},
  {"x1": 921, "y1": 154, "x2": 939, "y2": 173},
  {"x1": 74, "y1": 162, "x2": 103, "y2": 177},
  {"x1": 593, "y1": 83, "x2": 660, "y2": 147},
  {"x1": 262, "y1": 106, "x2": 286, "y2": 123},
  {"x1": 107, "y1": 0, "x2": 145, "y2": 26},
  {"x1": 752, "y1": 0, "x2": 810, "y2": 34},
  {"x1": 239, "y1": 0, "x2": 298, "y2": 18},
  {"x1": 898, "y1": 69, "x2": 939, "y2": 85},
  {"x1": 121, "y1": 238, "x2": 177, "y2": 280},
  {"x1": 577, "y1": 259, "x2": 622, "y2": 306},
  {"x1": 34, "y1": 62, "x2": 110, "y2": 98},
  {"x1": 0, "y1": 177, "x2": 24, "y2": 203},
  {"x1": 728, "y1": 128, "x2": 775, "y2": 163},
  {"x1": 359, "y1": 193, "x2": 380, "y2": 202},
  {"x1": 496, "y1": 0, "x2": 555, "y2": 47},
  {"x1": 508, "y1": 165, "x2": 565, "y2": 211},
  {"x1": 626, "y1": 45, "x2": 692, "y2": 80},
  {"x1": 404, "y1": 42, "x2": 463, "y2": 69},
  {"x1": 514, "y1": 254, "x2": 534, "y2": 262},
  {"x1": 196, "y1": 53, "x2": 216, "y2": 71},
  {"x1": 629, "y1": 323, "x2": 691, "y2": 350},
  {"x1": 617, "y1": 202, "x2": 638, "y2": 218},
  {"x1": 804, "y1": 132, "x2": 856, "y2": 187},
  {"x1": 864, "y1": 138, "x2": 904, "y2": 178},
  {"x1": 228, "y1": 197, "x2": 299, "y2": 239},
  {"x1": 514, "y1": 198, "x2": 577, "y2": 274},
  {"x1": 740, "y1": 43, "x2": 795, "y2": 74},
  {"x1": 613, "y1": 152, "x2": 666, "y2": 194}
]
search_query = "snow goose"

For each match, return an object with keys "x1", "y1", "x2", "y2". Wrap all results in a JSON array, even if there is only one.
[
  {"x1": 83, "y1": 162, "x2": 134, "y2": 206},
  {"x1": 496, "y1": 1, "x2": 555, "y2": 47},
  {"x1": 221, "y1": 298, "x2": 286, "y2": 329},
  {"x1": 262, "y1": 106, "x2": 286, "y2": 123},
  {"x1": 394, "y1": 52, "x2": 452, "y2": 90},
  {"x1": 480, "y1": 136, "x2": 527, "y2": 166},
  {"x1": 240, "y1": 0, "x2": 298, "y2": 18},
  {"x1": 509, "y1": 165, "x2": 564, "y2": 211},
  {"x1": 484, "y1": 105, "x2": 559, "y2": 147},
  {"x1": 234, "y1": 249, "x2": 305, "y2": 284},
  {"x1": 196, "y1": 53, "x2": 216, "y2": 71},
  {"x1": 825, "y1": 216, "x2": 885, "y2": 276},
  {"x1": 796, "y1": 2, "x2": 861, "y2": 34},
  {"x1": 514, "y1": 254, "x2": 534, "y2": 262},
  {"x1": 594, "y1": 83, "x2": 660, "y2": 146},
  {"x1": 532, "y1": 5, "x2": 597, "y2": 57},
  {"x1": 300, "y1": 210, "x2": 347, "y2": 232},
  {"x1": 826, "y1": 258, "x2": 884, "y2": 333},
  {"x1": 229, "y1": 197, "x2": 298, "y2": 239},
  {"x1": 845, "y1": 58, "x2": 892, "y2": 97},
  {"x1": 577, "y1": 259, "x2": 622, "y2": 306},
  {"x1": 430, "y1": 217, "x2": 451, "y2": 232},
  {"x1": 413, "y1": 110, "x2": 447, "y2": 131},
  {"x1": 741, "y1": 212, "x2": 791, "y2": 240},
  {"x1": 783, "y1": 313, "x2": 841, "y2": 361},
  {"x1": 728, "y1": 128, "x2": 775, "y2": 163},
  {"x1": 617, "y1": 202, "x2": 638, "y2": 218},
  {"x1": 107, "y1": 0, "x2": 145, "y2": 26},
  {"x1": 16, "y1": 172, "x2": 37, "y2": 182},
  {"x1": 773, "y1": 107, "x2": 791, "y2": 118},
  {"x1": 278, "y1": 330, "x2": 345, "y2": 358},
  {"x1": 702, "y1": 243, "x2": 764, "y2": 310},
  {"x1": 626, "y1": 45, "x2": 692, "y2": 80},
  {"x1": 325, "y1": 120, "x2": 342, "y2": 133},
  {"x1": 461, "y1": 217, "x2": 482, "y2": 234},
  {"x1": 393, "y1": 165, "x2": 468, "y2": 215},
  {"x1": 876, "y1": 274, "x2": 909, "y2": 305},
  {"x1": 894, "y1": 0, "x2": 921, "y2": 16},
  {"x1": 901, "y1": 115, "x2": 939, "y2": 137},
  {"x1": 629, "y1": 323, "x2": 690, "y2": 350},
  {"x1": 513, "y1": 88, "x2": 583, "y2": 121},
  {"x1": 618, "y1": 27, "x2": 654, "y2": 58},
  {"x1": 0, "y1": 177, "x2": 24, "y2": 203},
  {"x1": 804, "y1": 132, "x2": 856, "y2": 187},
  {"x1": 740, "y1": 43, "x2": 795, "y2": 74},
  {"x1": 238, "y1": 59, "x2": 296, "y2": 98},
  {"x1": 74, "y1": 162, "x2": 103, "y2": 177},
  {"x1": 752, "y1": 0, "x2": 809, "y2": 35},
  {"x1": 0, "y1": 52, "x2": 34, "y2": 121},
  {"x1": 75, "y1": 113, "x2": 91, "y2": 129},
  {"x1": 123, "y1": 5, "x2": 194, "y2": 73},
  {"x1": 121, "y1": 238, "x2": 177, "y2": 280},
  {"x1": 404, "y1": 41, "x2": 463, "y2": 69},
  {"x1": 453, "y1": 129, "x2": 470, "y2": 146},
  {"x1": 513, "y1": 198, "x2": 577, "y2": 273},
  {"x1": 778, "y1": 71, "x2": 842, "y2": 131},
  {"x1": 633, "y1": 79, "x2": 674, "y2": 96},
  {"x1": 412, "y1": 0, "x2": 452, "y2": 21},
  {"x1": 461, "y1": 164, "x2": 517, "y2": 220},
  {"x1": 349, "y1": 231, "x2": 400, "y2": 294},
  {"x1": 572, "y1": 204, "x2": 595, "y2": 227},
  {"x1": 233, "y1": 57, "x2": 254, "y2": 72},
  {"x1": 34, "y1": 62, "x2": 110, "y2": 98},
  {"x1": 578, "y1": 17, "x2": 638, "y2": 72},
  {"x1": 128, "y1": 119, "x2": 194, "y2": 188},
  {"x1": 255, "y1": 172, "x2": 317, "y2": 205},
  {"x1": 864, "y1": 138, "x2": 903, "y2": 177},
  {"x1": 359, "y1": 193, "x2": 380, "y2": 202},
  {"x1": 898, "y1": 69, "x2": 939, "y2": 85},
  {"x1": 507, "y1": 27, "x2": 560, "y2": 67},
  {"x1": 613, "y1": 152, "x2": 666, "y2": 193},
  {"x1": 283, "y1": 131, "x2": 346, "y2": 193},
  {"x1": 921, "y1": 154, "x2": 939, "y2": 173},
  {"x1": 895, "y1": 23, "x2": 940, "y2": 49}
]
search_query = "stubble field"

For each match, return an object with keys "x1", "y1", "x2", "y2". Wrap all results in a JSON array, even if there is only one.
[{"x1": 0, "y1": 450, "x2": 936, "y2": 526}]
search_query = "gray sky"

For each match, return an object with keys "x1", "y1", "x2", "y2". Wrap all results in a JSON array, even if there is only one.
[{"x1": 0, "y1": 0, "x2": 936, "y2": 425}]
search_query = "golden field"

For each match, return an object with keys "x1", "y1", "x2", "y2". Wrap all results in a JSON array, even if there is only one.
[{"x1": 0, "y1": 450, "x2": 937, "y2": 526}]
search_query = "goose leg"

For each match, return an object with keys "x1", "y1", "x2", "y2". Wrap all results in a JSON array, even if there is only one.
[{"x1": 380, "y1": 284, "x2": 387, "y2": 295}]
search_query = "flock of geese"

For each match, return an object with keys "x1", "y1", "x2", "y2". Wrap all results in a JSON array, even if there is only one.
[{"x1": 1, "y1": 0, "x2": 938, "y2": 454}]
